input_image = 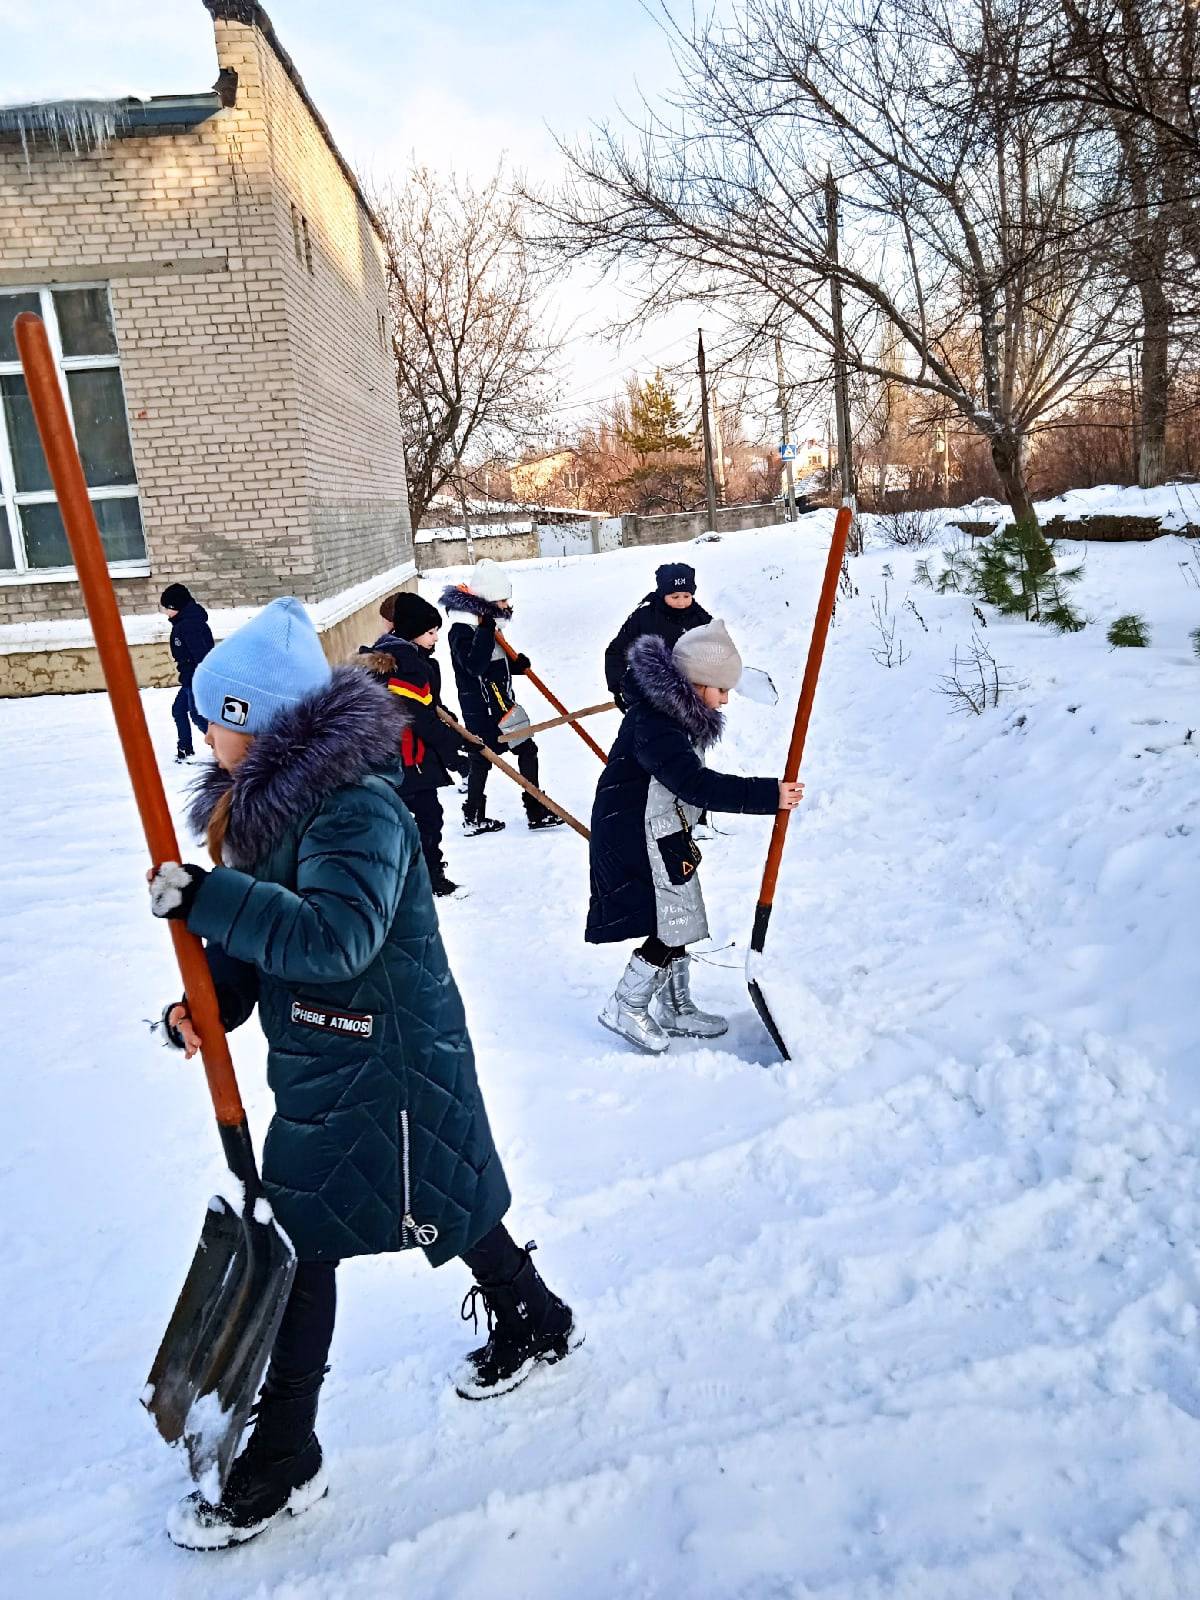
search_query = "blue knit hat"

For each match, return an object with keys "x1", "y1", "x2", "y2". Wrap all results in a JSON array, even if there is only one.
[{"x1": 192, "y1": 597, "x2": 331, "y2": 734}]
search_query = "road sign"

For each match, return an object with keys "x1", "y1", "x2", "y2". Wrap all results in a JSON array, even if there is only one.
[{"x1": 779, "y1": 442, "x2": 797, "y2": 462}]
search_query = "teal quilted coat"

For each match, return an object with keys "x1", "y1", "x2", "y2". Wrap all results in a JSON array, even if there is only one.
[{"x1": 183, "y1": 667, "x2": 511, "y2": 1264}]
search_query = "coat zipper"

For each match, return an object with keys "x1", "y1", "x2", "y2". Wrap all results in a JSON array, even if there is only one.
[{"x1": 400, "y1": 1108, "x2": 438, "y2": 1248}]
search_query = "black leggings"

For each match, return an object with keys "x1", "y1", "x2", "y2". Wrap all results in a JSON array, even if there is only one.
[
  {"x1": 263, "y1": 1222, "x2": 527, "y2": 1405},
  {"x1": 637, "y1": 937, "x2": 685, "y2": 968}
]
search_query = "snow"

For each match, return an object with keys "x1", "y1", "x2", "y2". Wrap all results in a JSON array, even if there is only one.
[{"x1": 1, "y1": 492, "x2": 1199, "y2": 1594}]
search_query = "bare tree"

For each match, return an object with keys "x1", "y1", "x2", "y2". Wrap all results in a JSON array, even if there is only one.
[
  {"x1": 372, "y1": 165, "x2": 559, "y2": 531},
  {"x1": 1041, "y1": 0, "x2": 1200, "y2": 485},
  {"x1": 533, "y1": 0, "x2": 1132, "y2": 560}
]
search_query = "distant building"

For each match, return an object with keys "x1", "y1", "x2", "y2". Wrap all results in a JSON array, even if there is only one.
[
  {"x1": 0, "y1": 0, "x2": 412, "y2": 694},
  {"x1": 509, "y1": 448, "x2": 580, "y2": 503}
]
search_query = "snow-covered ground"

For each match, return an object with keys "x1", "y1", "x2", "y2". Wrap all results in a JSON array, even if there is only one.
[{"x1": 2, "y1": 490, "x2": 1199, "y2": 1597}]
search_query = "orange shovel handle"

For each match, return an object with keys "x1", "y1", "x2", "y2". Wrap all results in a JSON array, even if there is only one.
[
  {"x1": 496, "y1": 629, "x2": 608, "y2": 763},
  {"x1": 15, "y1": 313, "x2": 245, "y2": 1127},
  {"x1": 752, "y1": 506, "x2": 852, "y2": 936}
]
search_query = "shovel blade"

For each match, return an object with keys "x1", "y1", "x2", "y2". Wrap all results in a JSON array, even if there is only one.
[
  {"x1": 143, "y1": 1195, "x2": 296, "y2": 1500},
  {"x1": 748, "y1": 976, "x2": 792, "y2": 1063}
]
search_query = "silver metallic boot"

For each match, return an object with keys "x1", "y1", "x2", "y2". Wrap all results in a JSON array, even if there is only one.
[
  {"x1": 599, "y1": 953, "x2": 670, "y2": 1053},
  {"x1": 655, "y1": 954, "x2": 728, "y2": 1038}
]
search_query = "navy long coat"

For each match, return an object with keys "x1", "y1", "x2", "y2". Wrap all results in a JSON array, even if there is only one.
[
  {"x1": 184, "y1": 668, "x2": 511, "y2": 1264},
  {"x1": 586, "y1": 637, "x2": 779, "y2": 945}
]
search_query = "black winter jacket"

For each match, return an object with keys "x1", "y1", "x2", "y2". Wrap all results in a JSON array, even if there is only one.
[
  {"x1": 603, "y1": 593, "x2": 712, "y2": 707},
  {"x1": 168, "y1": 599, "x2": 215, "y2": 686},
  {"x1": 358, "y1": 632, "x2": 468, "y2": 792},
  {"x1": 586, "y1": 636, "x2": 779, "y2": 944},
  {"x1": 440, "y1": 587, "x2": 528, "y2": 749}
]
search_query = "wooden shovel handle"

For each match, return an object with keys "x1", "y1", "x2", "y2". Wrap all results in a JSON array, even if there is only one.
[
  {"x1": 753, "y1": 507, "x2": 852, "y2": 930},
  {"x1": 495, "y1": 629, "x2": 608, "y2": 763},
  {"x1": 15, "y1": 313, "x2": 245, "y2": 1128}
]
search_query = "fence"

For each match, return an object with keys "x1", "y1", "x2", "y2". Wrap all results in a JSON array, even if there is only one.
[{"x1": 415, "y1": 502, "x2": 788, "y2": 571}]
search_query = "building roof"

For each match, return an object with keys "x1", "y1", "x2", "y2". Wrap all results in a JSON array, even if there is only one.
[
  {"x1": 0, "y1": 95, "x2": 223, "y2": 153},
  {"x1": 202, "y1": 0, "x2": 386, "y2": 244}
]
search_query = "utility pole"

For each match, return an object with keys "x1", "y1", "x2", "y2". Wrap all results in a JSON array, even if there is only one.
[
  {"x1": 825, "y1": 170, "x2": 858, "y2": 551},
  {"x1": 697, "y1": 328, "x2": 718, "y2": 533},
  {"x1": 775, "y1": 332, "x2": 796, "y2": 521},
  {"x1": 710, "y1": 379, "x2": 727, "y2": 505}
]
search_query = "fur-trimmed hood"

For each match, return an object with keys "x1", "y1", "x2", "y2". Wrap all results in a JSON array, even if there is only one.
[
  {"x1": 188, "y1": 666, "x2": 405, "y2": 868},
  {"x1": 438, "y1": 585, "x2": 513, "y2": 626},
  {"x1": 624, "y1": 634, "x2": 724, "y2": 749}
]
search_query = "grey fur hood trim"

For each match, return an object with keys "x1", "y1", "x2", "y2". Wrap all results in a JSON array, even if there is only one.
[
  {"x1": 187, "y1": 666, "x2": 405, "y2": 868},
  {"x1": 625, "y1": 634, "x2": 724, "y2": 749}
]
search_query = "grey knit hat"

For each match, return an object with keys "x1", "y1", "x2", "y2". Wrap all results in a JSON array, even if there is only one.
[{"x1": 672, "y1": 618, "x2": 743, "y2": 691}]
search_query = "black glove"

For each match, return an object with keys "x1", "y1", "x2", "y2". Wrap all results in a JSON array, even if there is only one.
[
  {"x1": 511, "y1": 652, "x2": 531, "y2": 674},
  {"x1": 148, "y1": 862, "x2": 208, "y2": 921}
]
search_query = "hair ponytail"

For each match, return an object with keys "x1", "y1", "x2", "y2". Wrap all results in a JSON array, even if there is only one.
[{"x1": 207, "y1": 788, "x2": 233, "y2": 866}]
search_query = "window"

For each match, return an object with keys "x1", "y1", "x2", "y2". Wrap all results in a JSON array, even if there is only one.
[
  {"x1": 0, "y1": 285, "x2": 145, "y2": 580},
  {"x1": 301, "y1": 216, "x2": 314, "y2": 275},
  {"x1": 290, "y1": 202, "x2": 304, "y2": 266}
]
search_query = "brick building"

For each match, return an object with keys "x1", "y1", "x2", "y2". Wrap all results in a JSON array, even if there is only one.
[{"x1": 0, "y1": 0, "x2": 412, "y2": 694}]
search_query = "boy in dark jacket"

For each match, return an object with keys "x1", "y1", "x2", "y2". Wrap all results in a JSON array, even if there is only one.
[
  {"x1": 161, "y1": 583, "x2": 215, "y2": 762},
  {"x1": 359, "y1": 591, "x2": 468, "y2": 896},
  {"x1": 603, "y1": 563, "x2": 712, "y2": 710},
  {"x1": 147, "y1": 598, "x2": 580, "y2": 1550},
  {"x1": 441, "y1": 560, "x2": 564, "y2": 835}
]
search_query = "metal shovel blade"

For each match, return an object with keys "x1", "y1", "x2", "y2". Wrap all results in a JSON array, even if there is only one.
[
  {"x1": 748, "y1": 976, "x2": 792, "y2": 1062},
  {"x1": 143, "y1": 1194, "x2": 296, "y2": 1500}
]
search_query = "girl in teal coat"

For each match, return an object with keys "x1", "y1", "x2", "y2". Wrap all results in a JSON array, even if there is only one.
[{"x1": 148, "y1": 598, "x2": 580, "y2": 1551}]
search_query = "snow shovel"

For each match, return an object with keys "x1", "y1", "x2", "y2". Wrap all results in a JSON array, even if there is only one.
[
  {"x1": 495, "y1": 629, "x2": 609, "y2": 763},
  {"x1": 747, "y1": 506, "x2": 852, "y2": 1061},
  {"x1": 14, "y1": 312, "x2": 295, "y2": 1501}
]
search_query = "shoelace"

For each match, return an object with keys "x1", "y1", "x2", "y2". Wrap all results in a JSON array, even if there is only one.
[{"x1": 461, "y1": 1283, "x2": 498, "y2": 1338}]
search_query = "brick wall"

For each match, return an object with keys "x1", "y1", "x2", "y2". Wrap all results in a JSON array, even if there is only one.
[{"x1": 0, "y1": 1, "x2": 410, "y2": 662}]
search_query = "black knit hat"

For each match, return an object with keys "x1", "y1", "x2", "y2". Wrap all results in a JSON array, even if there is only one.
[
  {"x1": 388, "y1": 591, "x2": 443, "y2": 641},
  {"x1": 160, "y1": 583, "x2": 193, "y2": 610},
  {"x1": 656, "y1": 562, "x2": 696, "y2": 596}
]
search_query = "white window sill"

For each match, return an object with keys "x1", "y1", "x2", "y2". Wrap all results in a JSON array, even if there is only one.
[{"x1": 0, "y1": 562, "x2": 150, "y2": 587}]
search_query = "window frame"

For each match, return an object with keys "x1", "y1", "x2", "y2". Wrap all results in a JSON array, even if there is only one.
[{"x1": 0, "y1": 283, "x2": 148, "y2": 585}]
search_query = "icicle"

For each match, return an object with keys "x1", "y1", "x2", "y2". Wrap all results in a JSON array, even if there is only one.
[{"x1": 0, "y1": 99, "x2": 125, "y2": 168}]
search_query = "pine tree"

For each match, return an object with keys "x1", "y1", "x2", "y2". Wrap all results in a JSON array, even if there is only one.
[
  {"x1": 619, "y1": 371, "x2": 694, "y2": 459},
  {"x1": 968, "y1": 522, "x2": 1085, "y2": 632},
  {"x1": 1190, "y1": 627, "x2": 1200, "y2": 661},
  {"x1": 1107, "y1": 614, "x2": 1151, "y2": 648}
]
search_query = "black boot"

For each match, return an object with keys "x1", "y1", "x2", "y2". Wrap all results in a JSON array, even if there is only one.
[
  {"x1": 166, "y1": 1388, "x2": 327, "y2": 1550},
  {"x1": 455, "y1": 1243, "x2": 582, "y2": 1400},
  {"x1": 527, "y1": 810, "x2": 565, "y2": 831}
]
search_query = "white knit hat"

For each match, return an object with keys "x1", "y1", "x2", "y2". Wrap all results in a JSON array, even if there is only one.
[
  {"x1": 469, "y1": 559, "x2": 512, "y2": 604},
  {"x1": 672, "y1": 618, "x2": 743, "y2": 691}
]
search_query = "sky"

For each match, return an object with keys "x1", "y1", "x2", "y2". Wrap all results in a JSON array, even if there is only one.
[{"x1": 0, "y1": 0, "x2": 725, "y2": 429}]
